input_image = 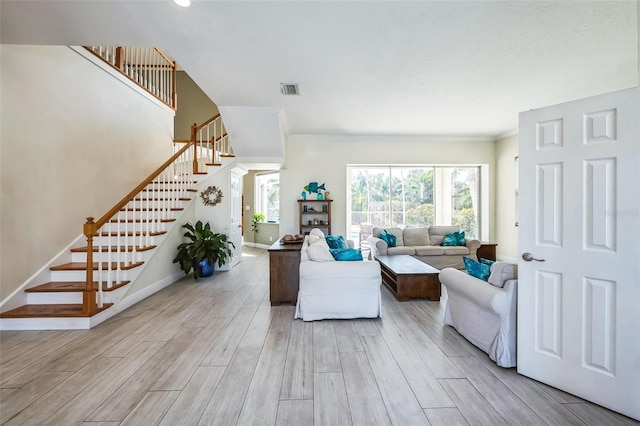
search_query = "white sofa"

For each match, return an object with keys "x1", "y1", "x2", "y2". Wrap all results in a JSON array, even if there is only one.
[
  {"x1": 368, "y1": 225, "x2": 481, "y2": 270},
  {"x1": 439, "y1": 262, "x2": 518, "y2": 367},
  {"x1": 295, "y1": 230, "x2": 382, "y2": 321}
]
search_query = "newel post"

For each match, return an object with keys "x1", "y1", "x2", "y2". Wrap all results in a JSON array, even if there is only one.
[
  {"x1": 83, "y1": 217, "x2": 98, "y2": 315},
  {"x1": 191, "y1": 123, "x2": 199, "y2": 174}
]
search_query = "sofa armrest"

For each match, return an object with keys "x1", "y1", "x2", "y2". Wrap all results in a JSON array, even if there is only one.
[
  {"x1": 465, "y1": 238, "x2": 481, "y2": 254},
  {"x1": 491, "y1": 279, "x2": 517, "y2": 316},
  {"x1": 440, "y1": 268, "x2": 505, "y2": 312},
  {"x1": 367, "y1": 236, "x2": 388, "y2": 256}
]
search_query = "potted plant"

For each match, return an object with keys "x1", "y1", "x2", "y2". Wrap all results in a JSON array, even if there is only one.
[
  {"x1": 173, "y1": 220, "x2": 235, "y2": 280},
  {"x1": 251, "y1": 212, "x2": 265, "y2": 242}
]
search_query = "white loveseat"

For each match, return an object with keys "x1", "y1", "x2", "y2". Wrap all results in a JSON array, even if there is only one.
[
  {"x1": 439, "y1": 262, "x2": 518, "y2": 367},
  {"x1": 368, "y1": 225, "x2": 481, "y2": 270},
  {"x1": 295, "y1": 230, "x2": 382, "y2": 321}
]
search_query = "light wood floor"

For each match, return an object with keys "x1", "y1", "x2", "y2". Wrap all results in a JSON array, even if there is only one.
[{"x1": 1, "y1": 246, "x2": 637, "y2": 426}]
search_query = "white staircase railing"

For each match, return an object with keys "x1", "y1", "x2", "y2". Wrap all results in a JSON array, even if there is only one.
[{"x1": 84, "y1": 46, "x2": 177, "y2": 110}]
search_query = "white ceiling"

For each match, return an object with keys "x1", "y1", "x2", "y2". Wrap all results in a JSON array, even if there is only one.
[{"x1": 1, "y1": 1, "x2": 638, "y2": 156}]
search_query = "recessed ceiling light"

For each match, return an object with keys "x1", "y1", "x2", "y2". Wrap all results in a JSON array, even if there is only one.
[{"x1": 172, "y1": 0, "x2": 191, "y2": 7}]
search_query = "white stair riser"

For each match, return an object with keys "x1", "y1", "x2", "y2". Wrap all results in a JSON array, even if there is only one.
[
  {"x1": 27, "y1": 292, "x2": 82, "y2": 304},
  {"x1": 106, "y1": 211, "x2": 178, "y2": 222},
  {"x1": 51, "y1": 267, "x2": 143, "y2": 283},
  {"x1": 71, "y1": 251, "x2": 144, "y2": 263},
  {"x1": 92, "y1": 235, "x2": 160, "y2": 247},
  {"x1": 0, "y1": 317, "x2": 91, "y2": 330},
  {"x1": 101, "y1": 222, "x2": 176, "y2": 233}
]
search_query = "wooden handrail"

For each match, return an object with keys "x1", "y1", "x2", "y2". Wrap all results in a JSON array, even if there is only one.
[
  {"x1": 86, "y1": 141, "x2": 193, "y2": 233},
  {"x1": 194, "y1": 113, "x2": 221, "y2": 133}
]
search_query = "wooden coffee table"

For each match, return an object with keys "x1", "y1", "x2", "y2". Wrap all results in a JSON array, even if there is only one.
[{"x1": 375, "y1": 255, "x2": 441, "y2": 301}]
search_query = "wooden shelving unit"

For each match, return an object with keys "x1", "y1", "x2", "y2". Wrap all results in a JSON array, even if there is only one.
[{"x1": 298, "y1": 199, "x2": 332, "y2": 235}]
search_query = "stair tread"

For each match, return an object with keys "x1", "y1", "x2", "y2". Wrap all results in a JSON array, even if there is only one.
[
  {"x1": 0, "y1": 304, "x2": 113, "y2": 318},
  {"x1": 50, "y1": 262, "x2": 144, "y2": 271},
  {"x1": 70, "y1": 245, "x2": 156, "y2": 253},
  {"x1": 26, "y1": 281, "x2": 130, "y2": 292}
]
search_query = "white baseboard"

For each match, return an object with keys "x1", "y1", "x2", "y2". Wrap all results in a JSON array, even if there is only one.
[
  {"x1": 114, "y1": 272, "x2": 184, "y2": 314},
  {"x1": 244, "y1": 242, "x2": 270, "y2": 249}
]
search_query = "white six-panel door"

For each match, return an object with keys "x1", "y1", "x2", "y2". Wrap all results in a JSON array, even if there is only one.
[
  {"x1": 518, "y1": 87, "x2": 639, "y2": 420},
  {"x1": 229, "y1": 171, "x2": 243, "y2": 268}
]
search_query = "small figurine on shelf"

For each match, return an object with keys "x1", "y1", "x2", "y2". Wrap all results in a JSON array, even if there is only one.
[
  {"x1": 301, "y1": 191, "x2": 306, "y2": 200},
  {"x1": 317, "y1": 192, "x2": 323, "y2": 200}
]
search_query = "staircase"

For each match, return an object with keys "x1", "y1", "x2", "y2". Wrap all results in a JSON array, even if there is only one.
[{"x1": 0, "y1": 115, "x2": 233, "y2": 330}]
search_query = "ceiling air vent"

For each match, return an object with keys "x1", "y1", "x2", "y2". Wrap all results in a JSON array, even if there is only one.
[{"x1": 280, "y1": 83, "x2": 300, "y2": 95}]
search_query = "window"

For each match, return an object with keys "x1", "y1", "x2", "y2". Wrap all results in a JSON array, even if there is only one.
[
  {"x1": 348, "y1": 166, "x2": 480, "y2": 239},
  {"x1": 255, "y1": 172, "x2": 279, "y2": 223}
]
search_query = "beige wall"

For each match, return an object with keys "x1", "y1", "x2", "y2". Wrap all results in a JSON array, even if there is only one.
[
  {"x1": 280, "y1": 136, "x2": 496, "y2": 242},
  {"x1": 0, "y1": 45, "x2": 174, "y2": 301},
  {"x1": 495, "y1": 134, "x2": 519, "y2": 261},
  {"x1": 174, "y1": 71, "x2": 219, "y2": 141}
]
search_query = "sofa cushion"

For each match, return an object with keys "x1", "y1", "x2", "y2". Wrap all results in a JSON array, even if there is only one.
[
  {"x1": 387, "y1": 246, "x2": 415, "y2": 255},
  {"x1": 307, "y1": 234, "x2": 323, "y2": 246},
  {"x1": 414, "y1": 246, "x2": 444, "y2": 256},
  {"x1": 488, "y1": 262, "x2": 518, "y2": 288},
  {"x1": 379, "y1": 230, "x2": 397, "y2": 247},
  {"x1": 429, "y1": 226, "x2": 460, "y2": 246},
  {"x1": 463, "y1": 257, "x2": 491, "y2": 281},
  {"x1": 326, "y1": 235, "x2": 348, "y2": 249},
  {"x1": 372, "y1": 227, "x2": 404, "y2": 246},
  {"x1": 308, "y1": 242, "x2": 335, "y2": 262},
  {"x1": 442, "y1": 246, "x2": 470, "y2": 255},
  {"x1": 309, "y1": 228, "x2": 325, "y2": 238},
  {"x1": 402, "y1": 227, "x2": 430, "y2": 246},
  {"x1": 330, "y1": 248, "x2": 363, "y2": 261},
  {"x1": 307, "y1": 236, "x2": 334, "y2": 262}
]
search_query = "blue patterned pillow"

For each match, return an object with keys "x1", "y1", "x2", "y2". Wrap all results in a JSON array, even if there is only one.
[
  {"x1": 442, "y1": 231, "x2": 467, "y2": 246},
  {"x1": 463, "y1": 257, "x2": 491, "y2": 281},
  {"x1": 329, "y1": 248, "x2": 363, "y2": 261},
  {"x1": 441, "y1": 232, "x2": 458, "y2": 246},
  {"x1": 379, "y1": 230, "x2": 397, "y2": 248},
  {"x1": 480, "y1": 258, "x2": 495, "y2": 266},
  {"x1": 325, "y1": 235, "x2": 348, "y2": 249}
]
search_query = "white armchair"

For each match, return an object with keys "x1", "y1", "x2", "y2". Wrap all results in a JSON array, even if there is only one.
[
  {"x1": 439, "y1": 262, "x2": 518, "y2": 367},
  {"x1": 295, "y1": 230, "x2": 382, "y2": 321}
]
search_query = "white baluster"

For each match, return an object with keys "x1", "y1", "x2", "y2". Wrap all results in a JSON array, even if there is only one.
[{"x1": 115, "y1": 212, "x2": 121, "y2": 286}]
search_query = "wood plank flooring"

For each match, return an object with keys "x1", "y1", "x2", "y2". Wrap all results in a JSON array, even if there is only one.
[{"x1": 1, "y1": 246, "x2": 638, "y2": 426}]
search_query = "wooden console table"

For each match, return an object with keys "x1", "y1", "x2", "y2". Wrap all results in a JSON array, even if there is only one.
[
  {"x1": 268, "y1": 240, "x2": 303, "y2": 305},
  {"x1": 375, "y1": 255, "x2": 441, "y2": 301},
  {"x1": 477, "y1": 242, "x2": 498, "y2": 261}
]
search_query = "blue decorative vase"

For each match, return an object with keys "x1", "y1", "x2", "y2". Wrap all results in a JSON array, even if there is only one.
[
  {"x1": 198, "y1": 259, "x2": 215, "y2": 277},
  {"x1": 317, "y1": 193, "x2": 323, "y2": 200}
]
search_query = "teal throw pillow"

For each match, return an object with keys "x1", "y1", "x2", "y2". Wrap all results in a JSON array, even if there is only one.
[
  {"x1": 325, "y1": 235, "x2": 348, "y2": 249},
  {"x1": 329, "y1": 248, "x2": 363, "y2": 261},
  {"x1": 379, "y1": 230, "x2": 397, "y2": 247},
  {"x1": 480, "y1": 258, "x2": 495, "y2": 266},
  {"x1": 441, "y1": 232, "x2": 459, "y2": 246},
  {"x1": 442, "y1": 231, "x2": 467, "y2": 246},
  {"x1": 463, "y1": 257, "x2": 491, "y2": 281}
]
